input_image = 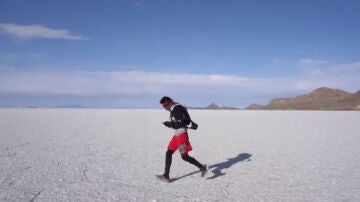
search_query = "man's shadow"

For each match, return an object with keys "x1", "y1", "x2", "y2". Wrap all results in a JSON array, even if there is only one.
[{"x1": 170, "y1": 153, "x2": 252, "y2": 182}]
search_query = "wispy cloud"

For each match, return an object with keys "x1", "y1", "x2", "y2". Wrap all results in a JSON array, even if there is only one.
[
  {"x1": 0, "y1": 70, "x2": 299, "y2": 98},
  {"x1": 0, "y1": 23, "x2": 87, "y2": 40},
  {"x1": 297, "y1": 59, "x2": 328, "y2": 67},
  {"x1": 1, "y1": 61, "x2": 359, "y2": 107},
  {"x1": 296, "y1": 59, "x2": 360, "y2": 92},
  {"x1": 297, "y1": 59, "x2": 360, "y2": 75},
  {"x1": 0, "y1": 70, "x2": 330, "y2": 104}
]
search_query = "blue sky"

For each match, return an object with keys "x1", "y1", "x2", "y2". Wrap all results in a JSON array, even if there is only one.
[{"x1": 1, "y1": 0, "x2": 360, "y2": 108}]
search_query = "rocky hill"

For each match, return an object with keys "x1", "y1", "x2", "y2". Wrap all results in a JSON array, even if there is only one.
[
  {"x1": 246, "y1": 87, "x2": 360, "y2": 110},
  {"x1": 334, "y1": 90, "x2": 360, "y2": 110}
]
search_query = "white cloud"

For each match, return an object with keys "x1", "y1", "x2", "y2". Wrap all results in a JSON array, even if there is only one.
[
  {"x1": 297, "y1": 59, "x2": 328, "y2": 67},
  {"x1": 297, "y1": 59, "x2": 360, "y2": 75},
  {"x1": 0, "y1": 70, "x2": 298, "y2": 97},
  {"x1": 0, "y1": 23, "x2": 87, "y2": 40},
  {"x1": 329, "y1": 62, "x2": 360, "y2": 73},
  {"x1": 296, "y1": 59, "x2": 360, "y2": 92},
  {"x1": 1, "y1": 65, "x2": 359, "y2": 107}
]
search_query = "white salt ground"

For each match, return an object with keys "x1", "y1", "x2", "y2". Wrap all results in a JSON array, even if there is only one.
[{"x1": 0, "y1": 109, "x2": 359, "y2": 201}]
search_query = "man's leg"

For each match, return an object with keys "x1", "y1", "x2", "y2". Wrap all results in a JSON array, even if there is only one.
[
  {"x1": 181, "y1": 154, "x2": 205, "y2": 169},
  {"x1": 164, "y1": 150, "x2": 174, "y2": 179},
  {"x1": 182, "y1": 154, "x2": 208, "y2": 177}
]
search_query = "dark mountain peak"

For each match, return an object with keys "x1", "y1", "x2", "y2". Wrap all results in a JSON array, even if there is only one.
[{"x1": 206, "y1": 103, "x2": 221, "y2": 109}]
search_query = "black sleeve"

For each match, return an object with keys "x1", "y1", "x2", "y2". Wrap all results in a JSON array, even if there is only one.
[{"x1": 170, "y1": 105, "x2": 191, "y2": 129}]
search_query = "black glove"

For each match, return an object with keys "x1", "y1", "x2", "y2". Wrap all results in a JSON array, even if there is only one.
[
  {"x1": 163, "y1": 121, "x2": 173, "y2": 128},
  {"x1": 189, "y1": 121, "x2": 198, "y2": 130}
]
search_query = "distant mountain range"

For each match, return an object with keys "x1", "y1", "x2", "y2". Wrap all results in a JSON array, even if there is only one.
[
  {"x1": 246, "y1": 87, "x2": 360, "y2": 110},
  {"x1": 22, "y1": 87, "x2": 359, "y2": 111},
  {"x1": 188, "y1": 103, "x2": 238, "y2": 110},
  {"x1": 55, "y1": 104, "x2": 88, "y2": 108}
]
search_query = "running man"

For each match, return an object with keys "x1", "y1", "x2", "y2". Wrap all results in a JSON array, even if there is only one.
[{"x1": 156, "y1": 96, "x2": 207, "y2": 182}]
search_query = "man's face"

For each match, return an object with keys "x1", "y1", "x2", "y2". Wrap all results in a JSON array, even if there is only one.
[{"x1": 162, "y1": 101, "x2": 172, "y2": 111}]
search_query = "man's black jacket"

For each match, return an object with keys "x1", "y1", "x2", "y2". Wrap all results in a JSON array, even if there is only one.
[{"x1": 166, "y1": 104, "x2": 191, "y2": 129}]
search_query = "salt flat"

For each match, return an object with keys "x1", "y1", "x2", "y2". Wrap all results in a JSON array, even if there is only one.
[{"x1": 1, "y1": 109, "x2": 360, "y2": 201}]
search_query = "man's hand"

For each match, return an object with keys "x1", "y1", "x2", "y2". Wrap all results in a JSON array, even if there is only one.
[
  {"x1": 189, "y1": 121, "x2": 198, "y2": 130},
  {"x1": 163, "y1": 121, "x2": 173, "y2": 128}
]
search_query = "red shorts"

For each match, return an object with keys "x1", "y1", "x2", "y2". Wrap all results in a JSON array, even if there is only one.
[{"x1": 167, "y1": 132, "x2": 193, "y2": 156}]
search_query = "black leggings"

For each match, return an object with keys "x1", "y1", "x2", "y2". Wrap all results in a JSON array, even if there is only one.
[{"x1": 164, "y1": 149, "x2": 203, "y2": 178}]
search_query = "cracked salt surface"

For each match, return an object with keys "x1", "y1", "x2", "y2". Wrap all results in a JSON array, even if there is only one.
[{"x1": 1, "y1": 109, "x2": 360, "y2": 201}]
